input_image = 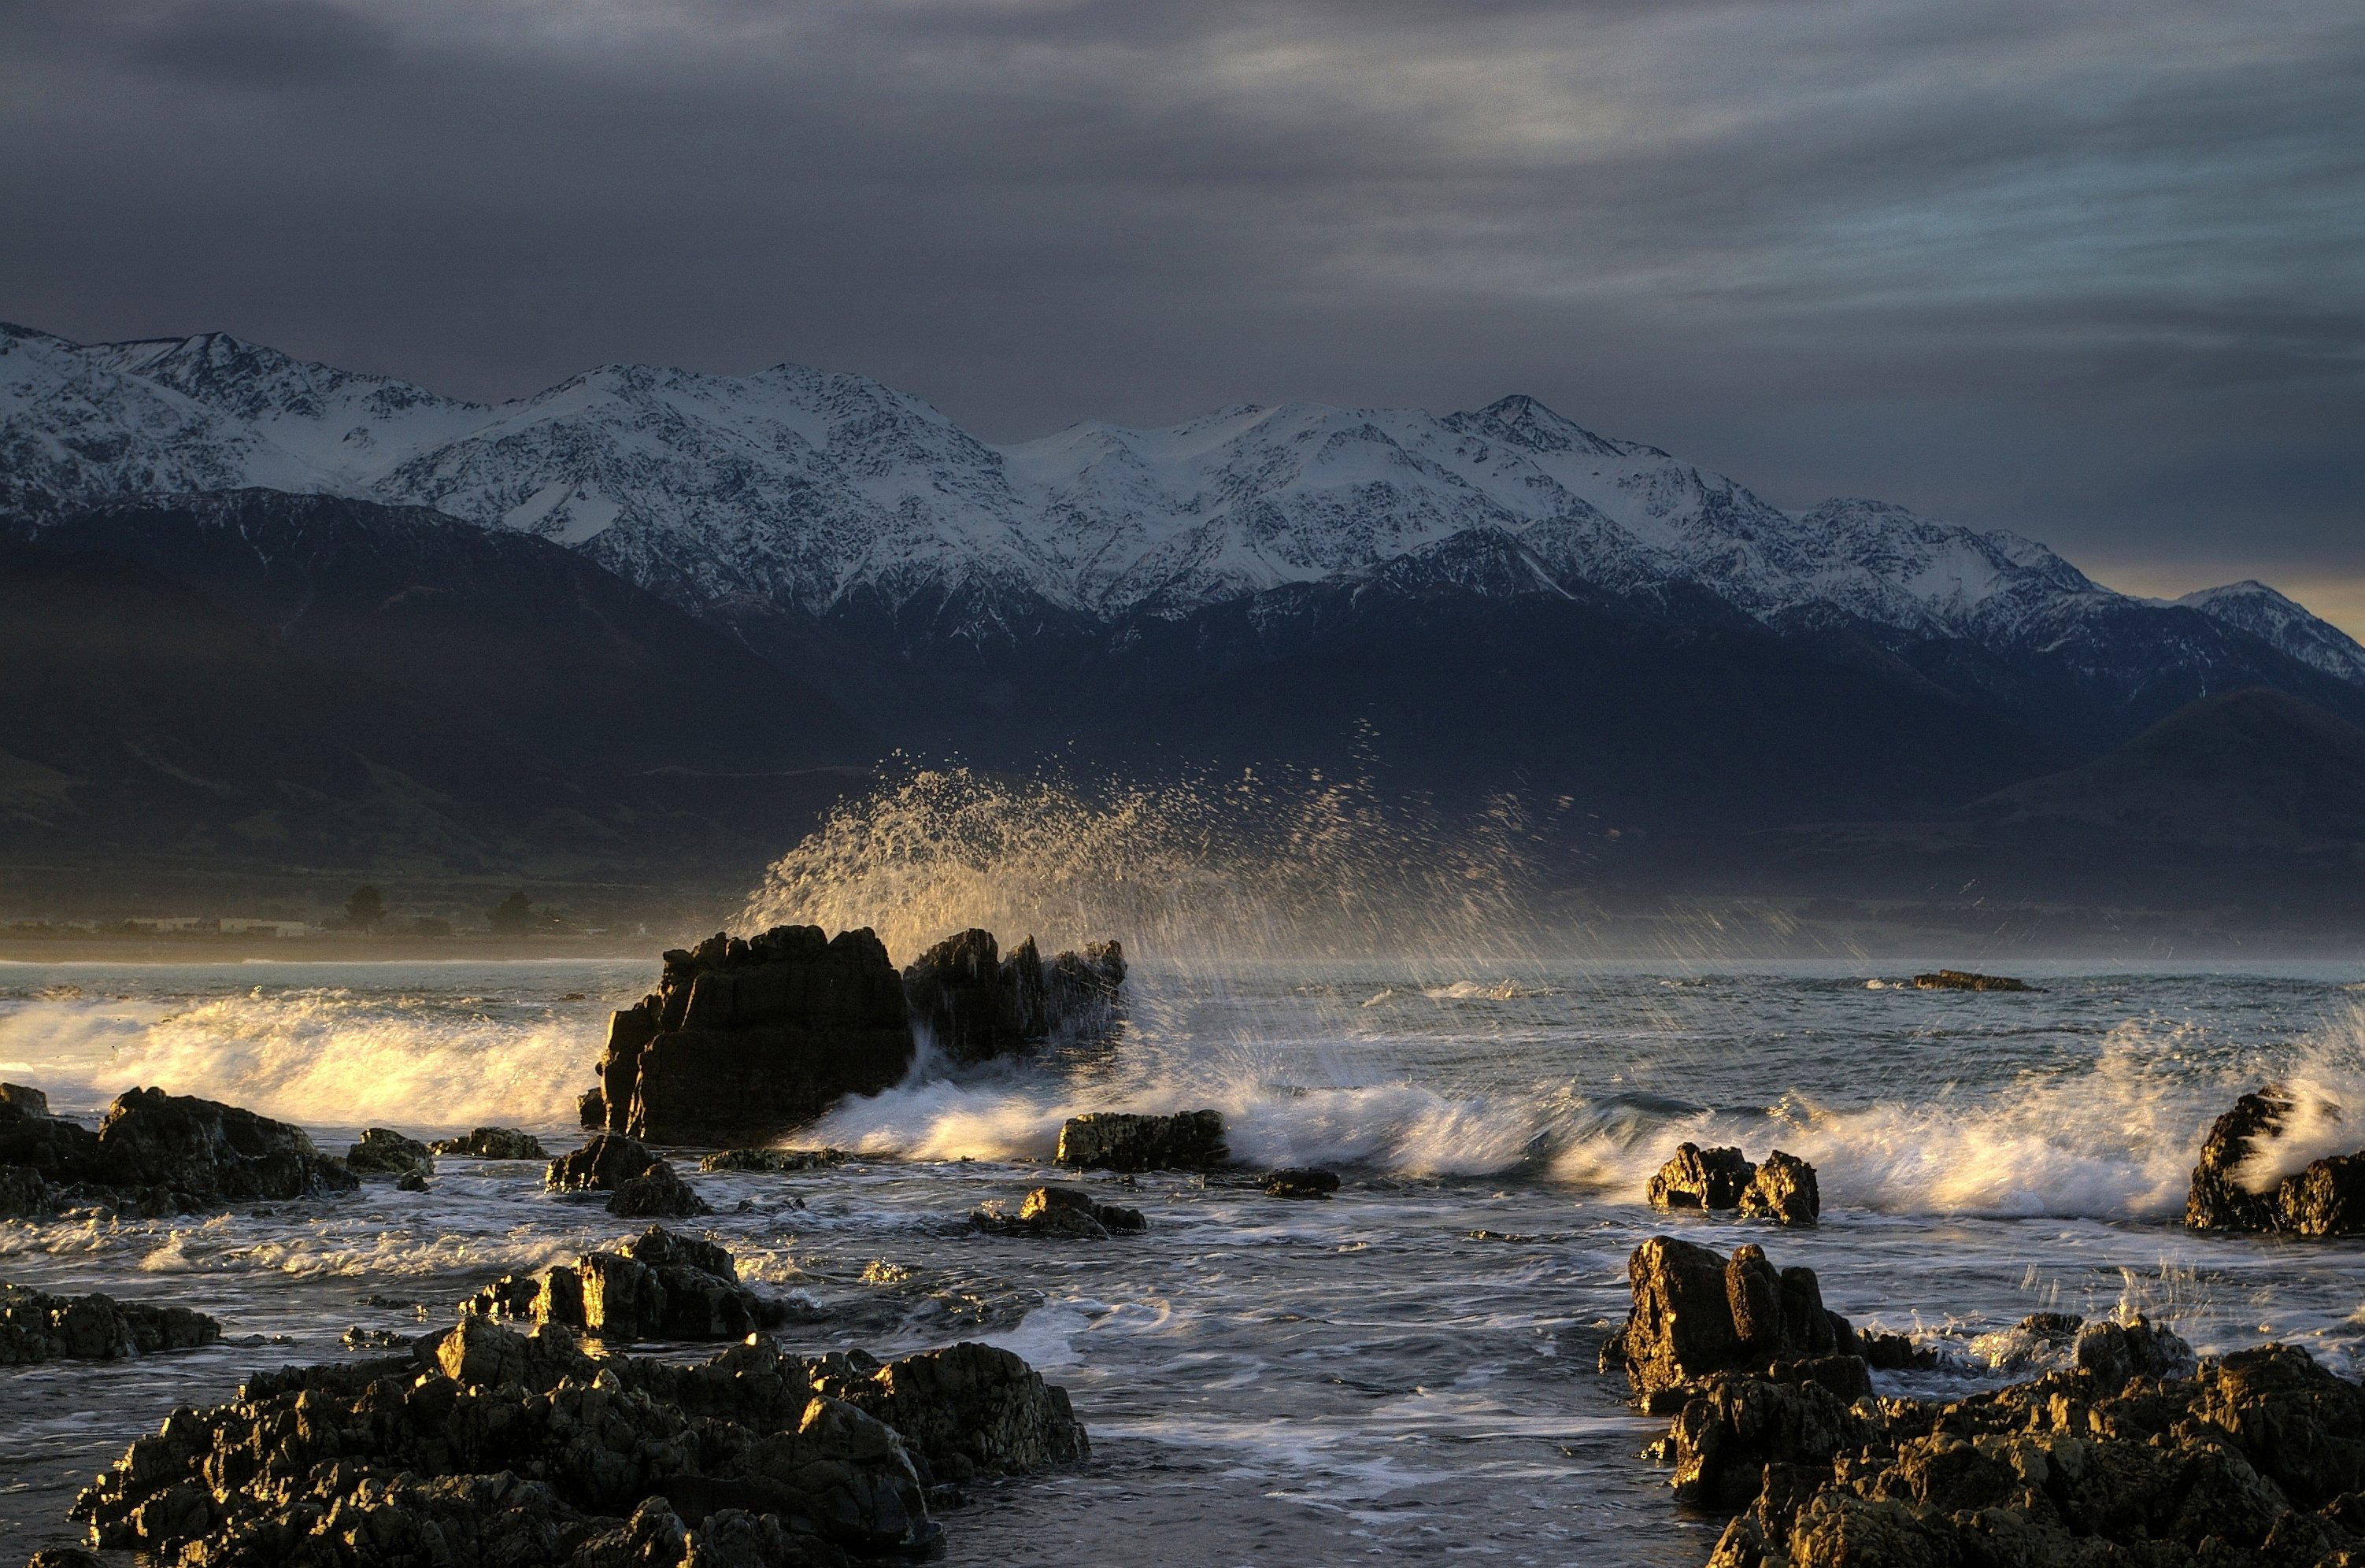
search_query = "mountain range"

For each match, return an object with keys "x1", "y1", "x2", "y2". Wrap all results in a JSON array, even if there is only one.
[{"x1": 6, "y1": 318, "x2": 2364, "y2": 908}]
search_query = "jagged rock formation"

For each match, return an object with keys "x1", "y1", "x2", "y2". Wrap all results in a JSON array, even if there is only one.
[
  {"x1": 550, "y1": 1133, "x2": 663, "y2": 1193},
  {"x1": 1054, "y1": 1110, "x2": 1227, "y2": 1172},
  {"x1": 1606, "y1": 1237, "x2": 1863, "y2": 1412},
  {"x1": 346, "y1": 1127, "x2": 434, "y2": 1179},
  {"x1": 1262, "y1": 1168, "x2": 1341, "y2": 1199},
  {"x1": 1909, "y1": 969, "x2": 2033, "y2": 991},
  {"x1": 969, "y1": 1186, "x2": 1146, "y2": 1241},
  {"x1": 0, "y1": 1281, "x2": 219, "y2": 1364},
  {"x1": 609, "y1": 1162, "x2": 712, "y2": 1219},
  {"x1": 1647, "y1": 1145, "x2": 1822, "y2": 1226},
  {"x1": 429, "y1": 1126, "x2": 547, "y2": 1159},
  {"x1": 465, "y1": 1227, "x2": 781, "y2": 1341},
  {"x1": 901, "y1": 930, "x2": 1126, "y2": 1064},
  {"x1": 0, "y1": 1082, "x2": 356, "y2": 1216},
  {"x1": 2187, "y1": 1085, "x2": 2365, "y2": 1235},
  {"x1": 72, "y1": 1315, "x2": 1086, "y2": 1565},
  {"x1": 588, "y1": 927, "x2": 914, "y2": 1146}
]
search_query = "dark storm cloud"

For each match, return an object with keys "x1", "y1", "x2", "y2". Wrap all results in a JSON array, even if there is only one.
[{"x1": 0, "y1": 0, "x2": 2359, "y2": 607}]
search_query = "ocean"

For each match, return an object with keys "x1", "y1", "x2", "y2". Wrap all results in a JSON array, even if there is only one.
[{"x1": 3, "y1": 955, "x2": 2363, "y2": 1565}]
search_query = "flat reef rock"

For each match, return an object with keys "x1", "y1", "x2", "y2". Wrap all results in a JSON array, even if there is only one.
[
  {"x1": 1909, "y1": 968, "x2": 2033, "y2": 991},
  {"x1": 0, "y1": 1281, "x2": 220, "y2": 1364},
  {"x1": 2187, "y1": 1085, "x2": 2365, "y2": 1236},
  {"x1": 0, "y1": 1081, "x2": 357, "y2": 1216},
  {"x1": 902, "y1": 930, "x2": 1126, "y2": 1065},
  {"x1": 587, "y1": 926, "x2": 916, "y2": 1147},
  {"x1": 1054, "y1": 1110, "x2": 1227, "y2": 1173},
  {"x1": 73, "y1": 1317, "x2": 1087, "y2": 1566}
]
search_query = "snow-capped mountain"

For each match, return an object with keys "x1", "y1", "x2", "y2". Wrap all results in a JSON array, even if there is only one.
[{"x1": 8, "y1": 317, "x2": 2363, "y2": 771}]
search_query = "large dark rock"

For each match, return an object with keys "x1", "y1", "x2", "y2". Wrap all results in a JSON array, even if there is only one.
[
  {"x1": 902, "y1": 931, "x2": 1127, "y2": 1065},
  {"x1": 549, "y1": 1133, "x2": 662, "y2": 1193},
  {"x1": 2185, "y1": 1085, "x2": 2365, "y2": 1236},
  {"x1": 0, "y1": 1083, "x2": 355, "y2": 1215},
  {"x1": 1054, "y1": 1110, "x2": 1227, "y2": 1172},
  {"x1": 1608, "y1": 1237, "x2": 1860, "y2": 1411},
  {"x1": 346, "y1": 1126, "x2": 433, "y2": 1178},
  {"x1": 1646, "y1": 1144, "x2": 1821, "y2": 1226},
  {"x1": 609, "y1": 1161, "x2": 712, "y2": 1219},
  {"x1": 430, "y1": 1126, "x2": 547, "y2": 1159},
  {"x1": 467, "y1": 1226, "x2": 778, "y2": 1341},
  {"x1": 594, "y1": 926, "x2": 916, "y2": 1146},
  {"x1": 0, "y1": 1281, "x2": 219, "y2": 1364},
  {"x1": 73, "y1": 1318, "x2": 1084, "y2": 1566}
]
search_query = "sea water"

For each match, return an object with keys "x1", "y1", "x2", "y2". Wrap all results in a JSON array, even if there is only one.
[{"x1": 4, "y1": 956, "x2": 2365, "y2": 1566}]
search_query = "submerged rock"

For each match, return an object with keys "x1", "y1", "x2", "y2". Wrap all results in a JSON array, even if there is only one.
[
  {"x1": 74, "y1": 1317, "x2": 1086, "y2": 1565},
  {"x1": 466, "y1": 1226, "x2": 783, "y2": 1341},
  {"x1": 609, "y1": 1161, "x2": 712, "y2": 1219},
  {"x1": 2185, "y1": 1085, "x2": 2365, "y2": 1236},
  {"x1": 346, "y1": 1126, "x2": 434, "y2": 1179},
  {"x1": 1645, "y1": 1144, "x2": 1821, "y2": 1226},
  {"x1": 902, "y1": 930, "x2": 1127, "y2": 1065},
  {"x1": 429, "y1": 1126, "x2": 547, "y2": 1159},
  {"x1": 1909, "y1": 967, "x2": 2033, "y2": 991},
  {"x1": 1054, "y1": 1110, "x2": 1227, "y2": 1172},
  {"x1": 0, "y1": 1281, "x2": 219, "y2": 1364},
  {"x1": 1262, "y1": 1168, "x2": 1341, "y2": 1199},
  {"x1": 0, "y1": 1082, "x2": 355, "y2": 1216},
  {"x1": 1608, "y1": 1237, "x2": 1860, "y2": 1411},
  {"x1": 550, "y1": 1132, "x2": 663, "y2": 1193},
  {"x1": 593, "y1": 926, "x2": 916, "y2": 1146},
  {"x1": 700, "y1": 1147, "x2": 849, "y2": 1174},
  {"x1": 970, "y1": 1185, "x2": 1145, "y2": 1240}
]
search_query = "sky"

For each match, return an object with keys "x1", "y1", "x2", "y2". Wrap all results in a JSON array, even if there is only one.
[{"x1": 2, "y1": 0, "x2": 2360, "y2": 623}]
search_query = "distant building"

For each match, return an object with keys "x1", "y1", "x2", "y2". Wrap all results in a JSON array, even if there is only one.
[{"x1": 124, "y1": 916, "x2": 207, "y2": 932}]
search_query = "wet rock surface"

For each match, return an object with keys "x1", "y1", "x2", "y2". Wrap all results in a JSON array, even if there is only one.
[
  {"x1": 2186, "y1": 1085, "x2": 2365, "y2": 1236},
  {"x1": 72, "y1": 1315, "x2": 1086, "y2": 1566},
  {"x1": 0, "y1": 1082, "x2": 357, "y2": 1216},
  {"x1": 1908, "y1": 970, "x2": 2033, "y2": 991},
  {"x1": 1262, "y1": 1168, "x2": 1341, "y2": 1200},
  {"x1": 701, "y1": 1148, "x2": 849, "y2": 1174},
  {"x1": 550, "y1": 1133, "x2": 664, "y2": 1193},
  {"x1": 901, "y1": 930, "x2": 1126, "y2": 1065},
  {"x1": 1647, "y1": 1145, "x2": 1821, "y2": 1226},
  {"x1": 1054, "y1": 1110, "x2": 1227, "y2": 1172},
  {"x1": 345, "y1": 1127, "x2": 434, "y2": 1179},
  {"x1": 609, "y1": 1161, "x2": 714, "y2": 1219},
  {"x1": 0, "y1": 1282, "x2": 220, "y2": 1365},
  {"x1": 592, "y1": 926, "x2": 916, "y2": 1148},
  {"x1": 1608, "y1": 1237, "x2": 1861, "y2": 1412},
  {"x1": 465, "y1": 1226, "x2": 787, "y2": 1342},
  {"x1": 970, "y1": 1186, "x2": 1146, "y2": 1241},
  {"x1": 428, "y1": 1126, "x2": 547, "y2": 1160}
]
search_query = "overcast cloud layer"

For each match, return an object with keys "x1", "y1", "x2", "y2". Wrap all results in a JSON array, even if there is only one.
[{"x1": 2, "y1": 0, "x2": 2359, "y2": 616}]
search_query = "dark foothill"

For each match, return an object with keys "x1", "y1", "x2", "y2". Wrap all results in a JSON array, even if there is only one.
[
  {"x1": 608, "y1": 1161, "x2": 712, "y2": 1219},
  {"x1": 1646, "y1": 1143, "x2": 1821, "y2": 1226},
  {"x1": 1910, "y1": 968, "x2": 2034, "y2": 990},
  {"x1": 1262, "y1": 1168, "x2": 1341, "y2": 1199},
  {"x1": 971, "y1": 1185, "x2": 1145, "y2": 1240},
  {"x1": 466, "y1": 1225, "x2": 784, "y2": 1341},
  {"x1": 346, "y1": 1126, "x2": 434, "y2": 1179},
  {"x1": 592, "y1": 926, "x2": 916, "y2": 1146},
  {"x1": 548, "y1": 1133, "x2": 662, "y2": 1193},
  {"x1": 2186, "y1": 1085, "x2": 2365, "y2": 1236},
  {"x1": 429, "y1": 1126, "x2": 547, "y2": 1159},
  {"x1": 74, "y1": 1316, "x2": 1087, "y2": 1566},
  {"x1": 1055, "y1": 1109, "x2": 1227, "y2": 1172},
  {"x1": 0, "y1": 1082, "x2": 356, "y2": 1216},
  {"x1": 1608, "y1": 1237, "x2": 1861, "y2": 1411},
  {"x1": 1, "y1": 1281, "x2": 219, "y2": 1364},
  {"x1": 902, "y1": 930, "x2": 1127, "y2": 1065}
]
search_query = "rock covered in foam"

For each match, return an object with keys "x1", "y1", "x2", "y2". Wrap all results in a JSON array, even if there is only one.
[
  {"x1": 72, "y1": 1318, "x2": 1085, "y2": 1564},
  {"x1": 0, "y1": 1081, "x2": 355, "y2": 1216},
  {"x1": 1053, "y1": 1110, "x2": 1227, "y2": 1172},
  {"x1": 2186, "y1": 1085, "x2": 2365, "y2": 1236},
  {"x1": 0, "y1": 1281, "x2": 219, "y2": 1364}
]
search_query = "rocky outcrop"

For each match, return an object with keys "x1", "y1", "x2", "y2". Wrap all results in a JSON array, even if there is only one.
[
  {"x1": 0, "y1": 1082, "x2": 356, "y2": 1216},
  {"x1": 588, "y1": 926, "x2": 916, "y2": 1146},
  {"x1": 970, "y1": 1186, "x2": 1145, "y2": 1241},
  {"x1": 1054, "y1": 1110, "x2": 1227, "y2": 1172},
  {"x1": 901, "y1": 930, "x2": 1126, "y2": 1064},
  {"x1": 2186, "y1": 1085, "x2": 2365, "y2": 1236},
  {"x1": 465, "y1": 1226, "x2": 786, "y2": 1341},
  {"x1": 346, "y1": 1126, "x2": 433, "y2": 1178},
  {"x1": 1909, "y1": 969, "x2": 2032, "y2": 991},
  {"x1": 1686, "y1": 1340, "x2": 2346, "y2": 1568},
  {"x1": 701, "y1": 1148, "x2": 849, "y2": 1174},
  {"x1": 550, "y1": 1133, "x2": 663, "y2": 1193},
  {"x1": 71, "y1": 1317, "x2": 1086, "y2": 1566},
  {"x1": 1607, "y1": 1237, "x2": 1862, "y2": 1412},
  {"x1": 430, "y1": 1126, "x2": 547, "y2": 1159},
  {"x1": 0, "y1": 1281, "x2": 219, "y2": 1364},
  {"x1": 1647, "y1": 1145, "x2": 1821, "y2": 1226},
  {"x1": 610, "y1": 1161, "x2": 712, "y2": 1219},
  {"x1": 1263, "y1": 1168, "x2": 1340, "y2": 1199}
]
